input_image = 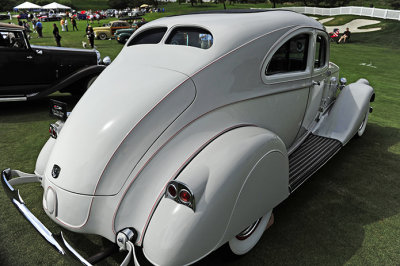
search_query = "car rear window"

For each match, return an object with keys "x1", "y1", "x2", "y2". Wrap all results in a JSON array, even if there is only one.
[
  {"x1": 166, "y1": 27, "x2": 213, "y2": 49},
  {"x1": 127, "y1": 27, "x2": 167, "y2": 46}
]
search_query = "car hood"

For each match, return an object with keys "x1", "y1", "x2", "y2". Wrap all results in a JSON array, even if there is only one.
[{"x1": 44, "y1": 64, "x2": 196, "y2": 196}]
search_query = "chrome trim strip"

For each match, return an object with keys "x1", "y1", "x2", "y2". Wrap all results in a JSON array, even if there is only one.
[
  {"x1": 1, "y1": 171, "x2": 66, "y2": 255},
  {"x1": 60, "y1": 232, "x2": 92, "y2": 265},
  {"x1": 0, "y1": 97, "x2": 27, "y2": 102}
]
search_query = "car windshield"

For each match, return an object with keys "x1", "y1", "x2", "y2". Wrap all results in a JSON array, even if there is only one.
[{"x1": 166, "y1": 27, "x2": 213, "y2": 49}]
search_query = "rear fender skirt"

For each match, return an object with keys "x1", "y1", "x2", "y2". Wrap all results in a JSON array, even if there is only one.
[{"x1": 142, "y1": 126, "x2": 289, "y2": 266}]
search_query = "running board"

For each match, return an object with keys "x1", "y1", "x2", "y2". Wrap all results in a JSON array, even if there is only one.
[
  {"x1": 0, "y1": 96, "x2": 27, "y2": 102},
  {"x1": 289, "y1": 134, "x2": 342, "y2": 192}
]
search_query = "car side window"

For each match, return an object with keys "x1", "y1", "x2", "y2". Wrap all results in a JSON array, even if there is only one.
[
  {"x1": 127, "y1": 27, "x2": 167, "y2": 46},
  {"x1": 0, "y1": 31, "x2": 26, "y2": 49},
  {"x1": 314, "y1": 35, "x2": 327, "y2": 69},
  {"x1": 166, "y1": 27, "x2": 213, "y2": 49},
  {"x1": 266, "y1": 34, "x2": 309, "y2": 76}
]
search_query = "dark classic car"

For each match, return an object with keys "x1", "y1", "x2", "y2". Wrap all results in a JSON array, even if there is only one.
[
  {"x1": 0, "y1": 22, "x2": 110, "y2": 101},
  {"x1": 114, "y1": 27, "x2": 137, "y2": 43}
]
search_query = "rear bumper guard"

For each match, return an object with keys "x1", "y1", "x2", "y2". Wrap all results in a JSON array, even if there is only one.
[
  {"x1": 1, "y1": 168, "x2": 91, "y2": 265},
  {"x1": 1, "y1": 168, "x2": 140, "y2": 266}
]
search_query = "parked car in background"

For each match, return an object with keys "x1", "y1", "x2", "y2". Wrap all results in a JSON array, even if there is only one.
[
  {"x1": 106, "y1": 9, "x2": 117, "y2": 17},
  {"x1": 93, "y1": 20, "x2": 131, "y2": 40},
  {"x1": 17, "y1": 13, "x2": 28, "y2": 19},
  {"x1": 0, "y1": 22, "x2": 111, "y2": 101},
  {"x1": 0, "y1": 14, "x2": 9, "y2": 20},
  {"x1": 1, "y1": 10, "x2": 374, "y2": 266},
  {"x1": 114, "y1": 27, "x2": 137, "y2": 43},
  {"x1": 114, "y1": 20, "x2": 148, "y2": 44},
  {"x1": 128, "y1": 8, "x2": 144, "y2": 17}
]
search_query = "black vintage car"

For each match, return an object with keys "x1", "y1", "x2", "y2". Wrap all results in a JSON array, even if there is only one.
[{"x1": 0, "y1": 22, "x2": 110, "y2": 101}]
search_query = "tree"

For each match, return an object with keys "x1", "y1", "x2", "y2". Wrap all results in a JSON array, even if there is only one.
[
  {"x1": 389, "y1": 0, "x2": 400, "y2": 9},
  {"x1": 108, "y1": 0, "x2": 129, "y2": 9},
  {"x1": 0, "y1": 0, "x2": 16, "y2": 11}
]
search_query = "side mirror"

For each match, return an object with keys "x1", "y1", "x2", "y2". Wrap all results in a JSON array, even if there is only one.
[{"x1": 35, "y1": 49, "x2": 43, "y2": 55}]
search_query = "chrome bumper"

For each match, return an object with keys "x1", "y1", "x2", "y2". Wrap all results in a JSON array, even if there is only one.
[{"x1": 1, "y1": 168, "x2": 92, "y2": 265}]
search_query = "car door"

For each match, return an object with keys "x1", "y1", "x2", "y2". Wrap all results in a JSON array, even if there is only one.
[
  {"x1": 0, "y1": 30, "x2": 38, "y2": 94},
  {"x1": 259, "y1": 29, "x2": 314, "y2": 147},
  {"x1": 299, "y1": 31, "x2": 330, "y2": 134}
]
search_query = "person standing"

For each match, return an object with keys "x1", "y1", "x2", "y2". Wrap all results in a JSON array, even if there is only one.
[
  {"x1": 71, "y1": 17, "x2": 78, "y2": 31},
  {"x1": 35, "y1": 20, "x2": 43, "y2": 38},
  {"x1": 86, "y1": 25, "x2": 94, "y2": 48},
  {"x1": 53, "y1": 23, "x2": 62, "y2": 47},
  {"x1": 64, "y1": 18, "x2": 69, "y2": 32},
  {"x1": 60, "y1": 18, "x2": 65, "y2": 31}
]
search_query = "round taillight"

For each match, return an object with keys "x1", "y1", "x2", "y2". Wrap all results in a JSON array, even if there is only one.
[
  {"x1": 167, "y1": 184, "x2": 177, "y2": 198},
  {"x1": 179, "y1": 189, "x2": 191, "y2": 204}
]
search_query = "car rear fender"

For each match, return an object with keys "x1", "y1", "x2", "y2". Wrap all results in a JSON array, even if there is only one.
[
  {"x1": 35, "y1": 137, "x2": 56, "y2": 177},
  {"x1": 143, "y1": 126, "x2": 289, "y2": 266},
  {"x1": 28, "y1": 65, "x2": 106, "y2": 100},
  {"x1": 313, "y1": 78, "x2": 375, "y2": 144}
]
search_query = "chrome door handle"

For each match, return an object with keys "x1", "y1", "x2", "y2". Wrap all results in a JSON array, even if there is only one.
[
  {"x1": 312, "y1": 80, "x2": 321, "y2": 86},
  {"x1": 26, "y1": 56, "x2": 33, "y2": 59}
]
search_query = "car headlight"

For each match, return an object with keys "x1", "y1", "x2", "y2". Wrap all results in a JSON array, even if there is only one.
[
  {"x1": 102, "y1": 56, "x2": 111, "y2": 65},
  {"x1": 95, "y1": 50, "x2": 101, "y2": 63}
]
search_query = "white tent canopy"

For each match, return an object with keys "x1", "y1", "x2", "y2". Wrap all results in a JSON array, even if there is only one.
[
  {"x1": 42, "y1": 2, "x2": 71, "y2": 10},
  {"x1": 14, "y1": 1, "x2": 42, "y2": 10}
]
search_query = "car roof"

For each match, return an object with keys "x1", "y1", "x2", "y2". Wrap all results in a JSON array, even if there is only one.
[
  {"x1": 144, "y1": 9, "x2": 323, "y2": 41},
  {"x1": 0, "y1": 22, "x2": 25, "y2": 30},
  {"x1": 122, "y1": 10, "x2": 324, "y2": 77},
  {"x1": 111, "y1": 20, "x2": 130, "y2": 23}
]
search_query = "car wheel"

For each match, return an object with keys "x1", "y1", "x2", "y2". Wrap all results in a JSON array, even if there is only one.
[
  {"x1": 99, "y1": 33, "x2": 107, "y2": 40},
  {"x1": 228, "y1": 210, "x2": 273, "y2": 255},
  {"x1": 356, "y1": 111, "x2": 369, "y2": 137}
]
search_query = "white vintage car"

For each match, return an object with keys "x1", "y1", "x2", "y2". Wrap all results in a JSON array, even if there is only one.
[{"x1": 2, "y1": 10, "x2": 374, "y2": 266}]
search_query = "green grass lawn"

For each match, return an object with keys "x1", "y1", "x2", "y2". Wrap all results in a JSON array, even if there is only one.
[{"x1": 1, "y1": 8, "x2": 400, "y2": 266}]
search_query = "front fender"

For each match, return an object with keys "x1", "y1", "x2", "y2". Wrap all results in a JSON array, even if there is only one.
[
  {"x1": 143, "y1": 126, "x2": 289, "y2": 266},
  {"x1": 95, "y1": 30, "x2": 111, "y2": 38},
  {"x1": 313, "y1": 79, "x2": 375, "y2": 144},
  {"x1": 28, "y1": 65, "x2": 106, "y2": 100}
]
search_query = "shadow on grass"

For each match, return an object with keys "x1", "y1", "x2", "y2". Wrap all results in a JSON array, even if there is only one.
[
  {"x1": 0, "y1": 123, "x2": 398, "y2": 265},
  {"x1": 0, "y1": 94, "x2": 79, "y2": 123}
]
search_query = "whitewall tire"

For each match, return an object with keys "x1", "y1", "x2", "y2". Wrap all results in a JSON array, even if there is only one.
[{"x1": 229, "y1": 210, "x2": 273, "y2": 255}]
